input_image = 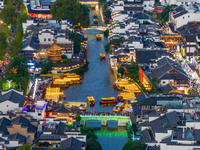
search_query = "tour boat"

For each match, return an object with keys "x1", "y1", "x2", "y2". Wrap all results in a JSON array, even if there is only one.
[
  {"x1": 113, "y1": 103, "x2": 125, "y2": 112},
  {"x1": 91, "y1": 5, "x2": 95, "y2": 10},
  {"x1": 96, "y1": 34, "x2": 101, "y2": 41},
  {"x1": 87, "y1": 96, "x2": 95, "y2": 105},
  {"x1": 100, "y1": 53, "x2": 105, "y2": 60},
  {"x1": 93, "y1": 13, "x2": 97, "y2": 18},
  {"x1": 66, "y1": 102, "x2": 87, "y2": 111},
  {"x1": 94, "y1": 19, "x2": 98, "y2": 25},
  {"x1": 99, "y1": 97, "x2": 117, "y2": 104}
]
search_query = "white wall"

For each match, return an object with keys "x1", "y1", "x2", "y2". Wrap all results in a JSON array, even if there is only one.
[
  {"x1": 0, "y1": 100, "x2": 19, "y2": 114},
  {"x1": 39, "y1": 32, "x2": 54, "y2": 44},
  {"x1": 176, "y1": 13, "x2": 200, "y2": 29},
  {"x1": 155, "y1": 130, "x2": 172, "y2": 143}
]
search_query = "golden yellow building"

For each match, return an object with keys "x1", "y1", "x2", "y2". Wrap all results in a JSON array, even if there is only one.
[{"x1": 46, "y1": 40, "x2": 64, "y2": 62}]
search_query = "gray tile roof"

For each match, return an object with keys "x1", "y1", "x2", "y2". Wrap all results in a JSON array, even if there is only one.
[
  {"x1": 0, "y1": 117, "x2": 11, "y2": 135},
  {"x1": 0, "y1": 91, "x2": 26, "y2": 107},
  {"x1": 150, "y1": 60, "x2": 188, "y2": 80},
  {"x1": 8, "y1": 133, "x2": 26, "y2": 144},
  {"x1": 59, "y1": 137, "x2": 84, "y2": 150},
  {"x1": 150, "y1": 111, "x2": 180, "y2": 133}
]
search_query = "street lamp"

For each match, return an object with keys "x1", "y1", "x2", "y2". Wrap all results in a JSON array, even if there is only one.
[{"x1": 6, "y1": 80, "x2": 12, "y2": 89}]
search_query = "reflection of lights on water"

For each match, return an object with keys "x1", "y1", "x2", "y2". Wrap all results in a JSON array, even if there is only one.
[{"x1": 96, "y1": 5, "x2": 98, "y2": 10}]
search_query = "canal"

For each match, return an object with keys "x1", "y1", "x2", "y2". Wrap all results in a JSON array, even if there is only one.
[
  {"x1": 64, "y1": 9, "x2": 118, "y2": 112},
  {"x1": 64, "y1": 8, "x2": 128, "y2": 150}
]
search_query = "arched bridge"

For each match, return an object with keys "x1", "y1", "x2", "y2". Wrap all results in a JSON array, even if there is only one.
[{"x1": 80, "y1": 115, "x2": 130, "y2": 126}]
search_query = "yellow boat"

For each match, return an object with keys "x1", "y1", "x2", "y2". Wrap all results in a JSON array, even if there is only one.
[
  {"x1": 100, "y1": 97, "x2": 117, "y2": 104},
  {"x1": 91, "y1": 5, "x2": 95, "y2": 10},
  {"x1": 66, "y1": 102, "x2": 87, "y2": 111},
  {"x1": 87, "y1": 96, "x2": 95, "y2": 105},
  {"x1": 113, "y1": 103, "x2": 125, "y2": 112},
  {"x1": 96, "y1": 34, "x2": 101, "y2": 40},
  {"x1": 94, "y1": 19, "x2": 98, "y2": 25},
  {"x1": 93, "y1": 13, "x2": 97, "y2": 18},
  {"x1": 122, "y1": 104, "x2": 133, "y2": 113},
  {"x1": 100, "y1": 53, "x2": 105, "y2": 60}
]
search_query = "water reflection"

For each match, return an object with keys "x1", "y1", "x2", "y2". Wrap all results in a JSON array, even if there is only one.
[{"x1": 95, "y1": 127, "x2": 128, "y2": 150}]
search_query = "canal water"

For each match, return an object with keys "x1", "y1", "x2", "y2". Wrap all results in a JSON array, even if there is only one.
[
  {"x1": 64, "y1": 9, "x2": 128, "y2": 150},
  {"x1": 96, "y1": 127, "x2": 128, "y2": 150},
  {"x1": 64, "y1": 30, "x2": 119, "y2": 112}
]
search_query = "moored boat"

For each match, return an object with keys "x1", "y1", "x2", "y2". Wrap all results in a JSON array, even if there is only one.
[
  {"x1": 113, "y1": 103, "x2": 125, "y2": 112},
  {"x1": 100, "y1": 97, "x2": 117, "y2": 104},
  {"x1": 100, "y1": 53, "x2": 105, "y2": 60},
  {"x1": 96, "y1": 34, "x2": 101, "y2": 41},
  {"x1": 91, "y1": 5, "x2": 95, "y2": 10},
  {"x1": 93, "y1": 13, "x2": 97, "y2": 18},
  {"x1": 87, "y1": 96, "x2": 95, "y2": 105},
  {"x1": 94, "y1": 19, "x2": 98, "y2": 25}
]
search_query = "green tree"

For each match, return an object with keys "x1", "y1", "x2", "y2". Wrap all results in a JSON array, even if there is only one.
[
  {"x1": 150, "y1": 77, "x2": 160, "y2": 93},
  {"x1": 86, "y1": 139, "x2": 102, "y2": 150},
  {"x1": 41, "y1": 61, "x2": 53, "y2": 74},
  {"x1": 5, "y1": 55, "x2": 29, "y2": 92},
  {"x1": 75, "y1": 114, "x2": 81, "y2": 121},
  {"x1": 0, "y1": 0, "x2": 17, "y2": 25},
  {"x1": 62, "y1": 58, "x2": 73, "y2": 64},
  {"x1": 132, "y1": 123, "x2": 137, "y2": 134},
  {"x1": 122, "y1": 140, "x2": 146, "y2": 150},
  {"x1": 118, "y1": 65, "x2": 125, "y2": 76},
  {"x1": 50, "y1": 0, "x2": 89, "y2": 27},
  {"x1": 157, "y1": 5, "x2": 176, "y2": 23},
  {"x1": 0, "y1": 32, "x2": 7, "y2": 60},
  {"x1": 48, "y1": 148, "x2": 54, "y2": 150},
  {"x1": 17, "y1": 144, "x2": 31, "y2": 150},
  {"x1": 67, "y1": 32, "x2": 81, "y2": 54},
  {"x1": 104, "y1": 29, "x2": 109, "y2": 37},
  {"x1": 125, "y1": 62, "x2": 139, "y2": 82}
]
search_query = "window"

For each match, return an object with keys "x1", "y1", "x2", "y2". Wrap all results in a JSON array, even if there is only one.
[
  {"x1": 188, "y1": 15, "x2": 190, "y2": 18},
  {"x1": 183, "y1": 17, "x2": 185, "y2": 19},
  {"x1": 48, "y1": 38, "x2": 51, "y2": 41},
  {"x1": 44, "y1": 38, "x2": 46, "y2": 42},
  {"x1": 162, "y1": 81, "x2": 166, "y2": 84},
  {"x1": 7, "y1": 105, "x2": 8, "y2": 107}
]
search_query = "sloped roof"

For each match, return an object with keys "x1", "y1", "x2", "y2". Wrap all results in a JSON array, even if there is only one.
[
  {"x1": 56, "y1": 122, "x2": 66, "y2": 134},
  {"x1": 150, "y1": 111, "x2": 180, "y2": 133},
  {"x1": 150, "y1": 61, "x2": 188, "y2": 79},
  {"x1": 8, "y1": 133, "x2": 26, "y2": 144},
  {"x1": 11, "y1": 116, "x2": 37, "y2": 133},
  {"x1": 0, "y1": 117, "x2": 11, "y2": 135},
  {"x1": 59, "y1": 137, "x2": 83, "y2": 150},
  {"x1": 54, "y1": 103, "x2": 70, "y2": 113},
  {"x1": 0, "y1": 91, "x2": 26, "y2": 107}
]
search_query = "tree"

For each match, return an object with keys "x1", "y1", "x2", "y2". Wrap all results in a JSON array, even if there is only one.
[
  {"x1": 67, "y1": 32, "x2": 81, "y2": 54},
  {"x1": 17, "y1": 144, "x2": 31, "y2": 150},
  {"x1": 125, "y1": 62, "x2": 139, "y2": 82},
  {"x1": 0, "y1": 0, "x2": 17, "y2": 25},
  {"x1": 86, "y1": 139, "x2": 102, "y2": 150},
  {"x1": 0, "y1": 32, "x2": 7, "y2": 60},
  {"x1": 150, "y1": 77, "x2": 160, "y2": 93},
  {"x1": 50, "y1": 0, "x2": 89, "y2": 27},
  {"x1": 75, "y1": 114, "x2": 81, "y2": 121},
  {"x1": 62, "y1": 58, "x2": 73, "y2": 64},
  {"x1": 132, "y1": 123, "x2": 137, "y2": 134},
  {"x1": 5, "y1": 55, "x2": 29, "y2": 92},
  {"x1": 122, "y1": 140, "x2": 146, "y2": 150},
  {"x1": 41, "y1": 61, "x2": 53, "y2": 74},
  {"x1": 118, "y1": 65, "x2": 125, "y2": 76},
  {"x1": 157, "y1": 5, "x2": 176, "y2": 23},
  {"x1": 104, "y1": 29, "x2": 109, "y2": 37}
]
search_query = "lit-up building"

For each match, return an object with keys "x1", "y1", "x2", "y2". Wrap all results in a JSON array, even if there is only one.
[{"x1": 27, "y1": 0, "x2": 55, "y2": 19}]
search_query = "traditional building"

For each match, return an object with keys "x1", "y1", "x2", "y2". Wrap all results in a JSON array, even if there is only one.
[{"x1": 0, "y1": 88, "x2": 26, "y2": 114}]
